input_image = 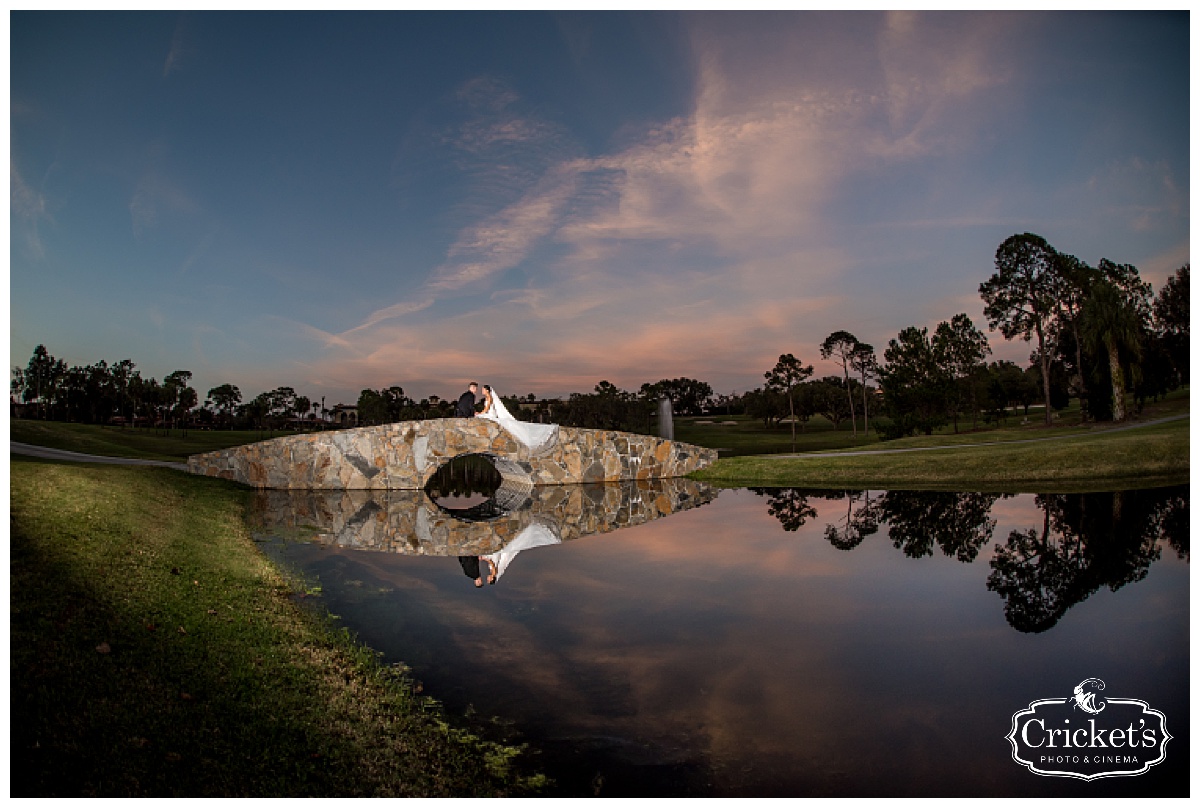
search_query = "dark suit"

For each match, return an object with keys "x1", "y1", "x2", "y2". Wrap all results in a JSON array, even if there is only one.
[
  {"x1": 456, "y1": 390, "x2": 476, "y2": 417},
  {"x1": 458, "y1": 556, "x2": 481, "y2": 580}
]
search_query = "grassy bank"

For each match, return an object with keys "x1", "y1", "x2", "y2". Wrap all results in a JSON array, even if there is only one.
[
  {"x1": 10, "y1": 458, "x2": 544, "y2": 797},
  {"x1": 10, "y1": 420, "x2": 292, "y2": 462},
  {"x1": 693, "y1": 416, "x2": 1189, "y2": 492}
]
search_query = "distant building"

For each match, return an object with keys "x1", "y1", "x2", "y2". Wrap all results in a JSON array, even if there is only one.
[{"x1": 329, "y1": 403, "x2": 358, "y2": 426}]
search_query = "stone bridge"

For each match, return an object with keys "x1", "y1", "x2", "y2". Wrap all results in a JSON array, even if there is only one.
[{"x1": 188, "y1": 418, "x2": 717, "y2": 490}]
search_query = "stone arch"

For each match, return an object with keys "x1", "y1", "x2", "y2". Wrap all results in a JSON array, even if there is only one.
[
  {"x1": 422, "y1": 451, "x2": 535, "y2": 496},
  {"x1": 188, "y1": 418, "x2": 716, "y2": 490}
]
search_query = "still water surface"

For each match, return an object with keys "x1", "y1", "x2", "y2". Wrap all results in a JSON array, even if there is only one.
[{"x1": 254, "y1": 475, "x2": 1188, "y2": 797}]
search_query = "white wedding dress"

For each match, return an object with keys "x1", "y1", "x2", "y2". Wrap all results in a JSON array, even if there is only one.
[
  {"x1": 482, "y1": 522, "x2": 561, "y2": 582},
  {"x1": 478, "y1": 390, "x2": 559, "y2": 453}
]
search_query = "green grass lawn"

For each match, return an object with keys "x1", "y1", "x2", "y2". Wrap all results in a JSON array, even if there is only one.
[
  {"x1": 676, "y1": 387, "x2": 1190, "y2": 458},
  {"x1": 693, "y1": 416, "x2": 1189, "y2": 492},
  {"x1": 10, "y1": 421, "x2": 300, "y2": 462},
  {"x1": 10, "y1": 458, "x2": 544, "y2": 797}
]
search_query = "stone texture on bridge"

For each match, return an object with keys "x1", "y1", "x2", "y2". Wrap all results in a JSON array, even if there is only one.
[
  {"x1": 247, "y1": 477, "x2": 716, "y2": 556},
  {"x1": 187, "y1": 418, "x2": 717, "y2": 490}
]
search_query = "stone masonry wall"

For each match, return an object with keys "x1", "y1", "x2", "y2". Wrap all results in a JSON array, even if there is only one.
[{"x1": 187, "y1": 418, "x2": 717, "y2": 490}]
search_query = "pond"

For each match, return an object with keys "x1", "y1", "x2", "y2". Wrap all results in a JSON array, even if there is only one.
[{"x1": 252, "y1": 469, "x2": 1188, "y2": 797}]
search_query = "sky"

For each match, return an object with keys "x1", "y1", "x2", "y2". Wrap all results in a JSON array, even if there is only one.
[{"x1": 9, "y1": 11, "x2": 1191, "y2": 407}]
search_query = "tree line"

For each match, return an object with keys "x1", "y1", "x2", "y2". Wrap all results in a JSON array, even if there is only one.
[
  {"x1": 9, "y1": 345, "x2": 716, "y2": 436},
  {"x1": 742, "y1": 234, "x2": 1188, "y2": 441},
  {"x1": 355, "y1": 377, "x2": 715, "y2": 432},
  {"x1": 11, "y1": 234, "x2": 1187, "y2": 439}
]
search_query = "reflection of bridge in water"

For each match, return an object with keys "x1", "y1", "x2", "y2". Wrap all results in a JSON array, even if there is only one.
[{"x1": 249, "y1": 477, "x2": 717, "y2": 557}]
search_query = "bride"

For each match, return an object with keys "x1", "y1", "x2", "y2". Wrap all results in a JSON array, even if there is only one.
[{"x1": 478, "y1": 385, "x2": 559, "y2": 453}]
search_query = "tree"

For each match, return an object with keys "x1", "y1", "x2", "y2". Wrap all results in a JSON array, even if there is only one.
[
  {"x1": 1025, "y1": 352, "x2": 1071, "y2": 413},
  {"x1": 83, "y1": 360, "x2": 116, "y2": 424},
  {"x1": 1097, "y1": 259, "x2": 1154, "y2": 324},
  {"x1": 110, "y1": 359, "x2": 137, "y2": 423},
  {"x1": 933, "y1": 314, "x2": 991, "y2": 432},
  {"x1": 1080, "y1": 281, "x2": 1142, "y2": 421},
  {"x1": 163, "y1": 370, "x2": 195, "y2": 429},
  {"x1": 356, "y1": 389, "x2": 389, "y2": 426},
  {"x1": 639, "y1": 378, "x2": 714, "y2": 416},
  {"x1": 551, "y1": 381, "x2": 650, "y2": 432},
  {"x1": 764, "y1": 353, "x2": 814, "y2": 452},
  {"x1": 1153, "y1": 264, "x2": 1189, "y2": 384},
  {"x1": 820, "y1": 331, "x2": 860, "y2": 436},
  {"x1": 812, "y1": 377, "x2": 853, "y2": 430},
  {"x1": 1049, "y1": 253, "x2": 1102, "y2": 420},
  {"x1": 243, "y1": 392, "x2": 272, "y2": 431},
  {"x1": 742, "y1": 387, "x2": 787, "y2": 429},
  {"x1": 128, "y1": 372, "x2": 148, "y2": 426},
  {"x1": 791, "y1": 382, "x2": 820, "y2": 434},
  {"x1": 25, "y1": 345, "x2": 59, "y2": 419},
  {"x1": 381, "y1": 386, "x2": 413, "y2": 422},
  {"x1": 207, "y1": 384, "x2": 242, "y2": 429},
  {"x1": 879, "y1": 326, "x2": 952, "y2": 437},
  {"x1": 848, "y1": 342, "x2": 877, "y2": 436},
  {"x1": 980, "y1": 233, "x2": 1059, "y2": 425},
  {"x1": 10, "y1": 367, "x2": 25, "y2": 412}
]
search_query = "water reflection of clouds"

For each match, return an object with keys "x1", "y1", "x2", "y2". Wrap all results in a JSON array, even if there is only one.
[
  {"x1": 464, "y1": 496, "x2": 910, "y2": 770},
  {"x1": 265, "y1": 485, "x2": 1188, "y2": 795}
]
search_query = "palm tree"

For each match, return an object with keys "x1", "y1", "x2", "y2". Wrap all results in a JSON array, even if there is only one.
[{"x1": 1080, "y1": 281, "x2": 1142, "y2": 422}]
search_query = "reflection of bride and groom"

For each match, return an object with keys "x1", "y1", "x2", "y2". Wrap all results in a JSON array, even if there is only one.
[
  {"x1": 458, "y1": 521, "x2": 560, "y2": 588},
  {"x1": 456, "y1": 382, "x2": 561, "y2": 587}
]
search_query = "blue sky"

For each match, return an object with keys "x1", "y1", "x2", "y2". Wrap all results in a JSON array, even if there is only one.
[{"x1": 9, "y1": 11, "x2": 1190, "y2": 406}]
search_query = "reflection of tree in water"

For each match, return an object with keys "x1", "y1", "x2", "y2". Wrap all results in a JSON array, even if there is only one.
[
  {"x1": 987, "y1": 486, "x2": 1189, "y2": 633},
  {"x1": 749, "y1": 488, "x2": 819, "y2": 531},
  {"x1": 1159, "y1": 492, "x2": 1190, "y2": 561},
  {"x1": 753, "y1": 485, "x2": 1188, "y2": 635},
  {"x1": 753, "y1": 489, "x2": 997, "y2": 558},
  {"x1": 823, "y1": 490, "x2": 880, "y2": 551},
  {"x1": 874, "y1": 491, "x2": 1003, "y2": 562}
]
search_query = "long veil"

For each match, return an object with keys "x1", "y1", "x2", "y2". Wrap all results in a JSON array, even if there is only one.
[
  {"x1": 480, "y1": 389, "x2": 559, "y2": 453},
  {"x1": 485, "y1": 393, "x2": 518, "y2": 422}
]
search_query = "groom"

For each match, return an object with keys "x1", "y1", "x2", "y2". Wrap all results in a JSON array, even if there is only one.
[{"x1": 456, "y1": 382, "x2": 479, "y2": 418}]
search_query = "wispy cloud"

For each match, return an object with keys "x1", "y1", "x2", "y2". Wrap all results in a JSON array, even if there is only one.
[
  {"x1": 130, "y1": 159, "x2": 198, "y2": 238},
  {"x1": 265, "y1": 314, "x2": 358, "y2": 352},
  {"x1": 428, "y1": 171, "x2": 579, "y2": 292},
  {"x1": 341, "y1": 297, "x2": 436, "y2": 337},
  {"x1": 163, "y1": 14, "x2": 188, "y2": 78},
  {"x1": 11, "y1": 159, "x2": 51, "y2": 259},
  {"x1": 178, "y1": 226, "x2": 219, "y2": 276},
  {"x1": 298, "y1": 13, "x2": 1106, "y2": 398}
]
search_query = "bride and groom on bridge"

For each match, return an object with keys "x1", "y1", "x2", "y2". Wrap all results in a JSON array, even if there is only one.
[{"x1": 455, "y1": 381, "x2": 557, "y2": 453}]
